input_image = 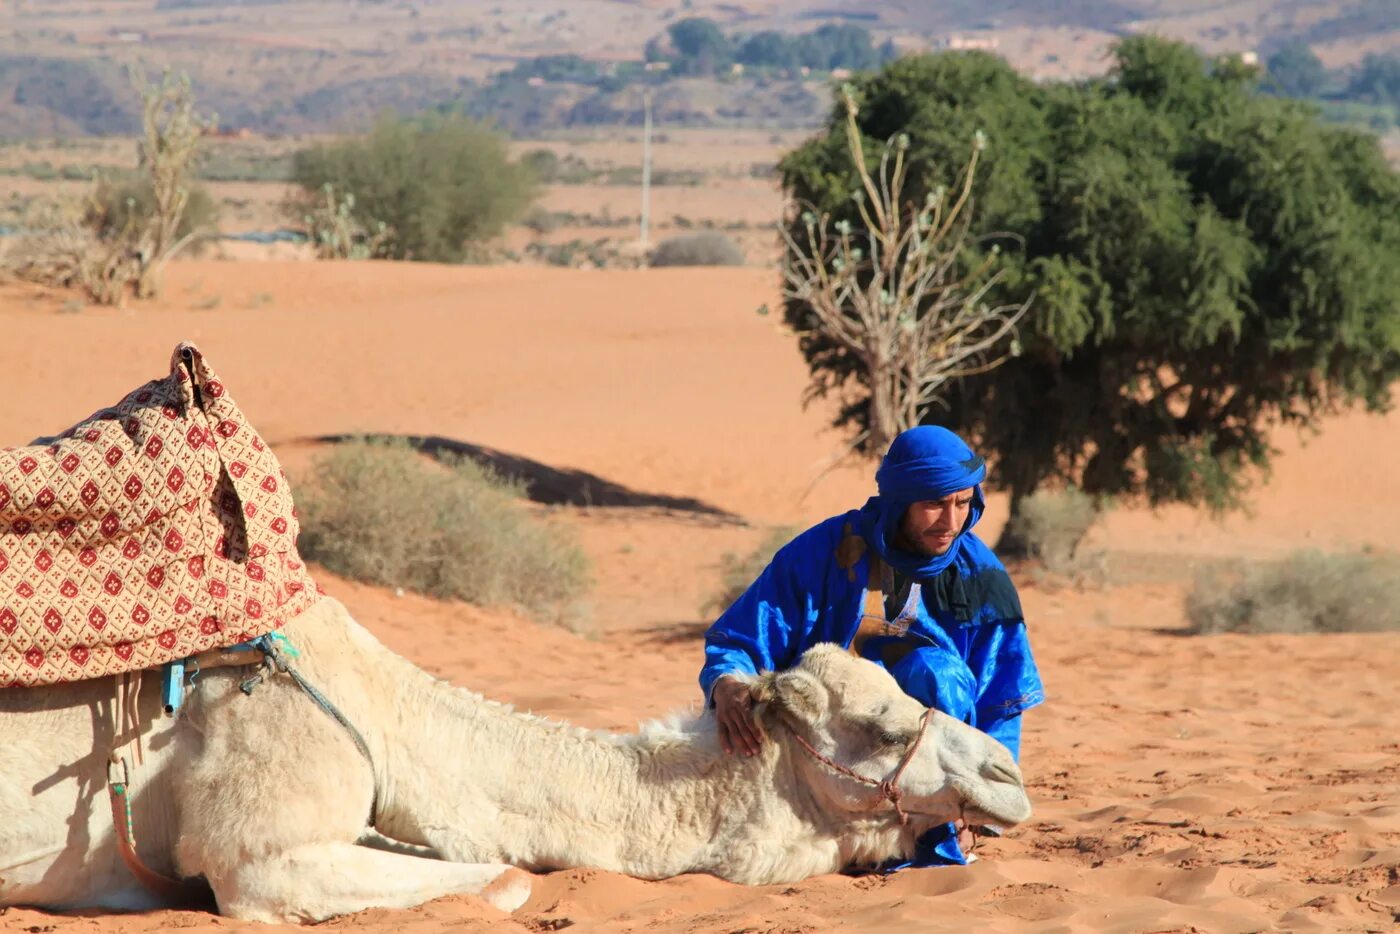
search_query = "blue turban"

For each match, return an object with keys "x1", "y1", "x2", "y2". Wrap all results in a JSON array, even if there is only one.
[{"x1": 858, "y1": 426, "x2": 987, "y2": 579}]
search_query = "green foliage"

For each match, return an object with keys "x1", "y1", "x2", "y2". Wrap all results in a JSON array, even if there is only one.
[
  {"x1": 703, "y1": 527, "x2": 797, "y2": 617},
  {"x1": 664, "y1": 18, "x2": 732, "y2": 76},
  {"x1": 1186, "y1": 550, "x2": 1400, "y2": 634},
  {"x1": 779, "y1": 39, "x2": 1400, "y2": 536},
  {"x1": 297, "y1": 439, "x2": 590, "y2": 625},
  {"x1": 1347, "y1": 52, "x2": 1400, "y2": 105},
  {"x1": 1264, "y1": 43, "x2": 1327, "y2": 98},
  {"x1": 649, "y1": 231, "x2": 745, "y2": 267},
  {"x1": 289, "y1": 114, "x2": 537, "y2": 262},
  {"x1": 649, "y1": 18, "x2": 894, "y2": 78}
]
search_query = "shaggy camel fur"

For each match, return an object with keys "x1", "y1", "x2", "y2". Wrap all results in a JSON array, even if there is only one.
[{"x1": 0, "y1": 597, "x2": 1030, "y2": 923}]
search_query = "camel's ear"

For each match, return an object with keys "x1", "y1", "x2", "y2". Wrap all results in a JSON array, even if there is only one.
[{"x1": 751, "y1": 669, "x2": 827, "y2": 726}]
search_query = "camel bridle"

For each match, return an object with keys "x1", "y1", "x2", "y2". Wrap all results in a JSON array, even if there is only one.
[{"x1": 788, "y1": 706, "x2": 935, "y2": 826}]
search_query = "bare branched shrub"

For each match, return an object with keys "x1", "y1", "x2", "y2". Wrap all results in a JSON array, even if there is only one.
[
  {"x1": 702, "y1": 527, "x2": 797, "y2": 617},
  {"x1": 297, "y1": 439, "x2": 590, "y2": 627},
  {"x1": 1186, "y1": 550, "x2": 1400, "y2": 634},
  {"x1": 781, "y1": 88, "x2": 1030, "y2": 455},
  {"x1": 128, "y1": 68, "x2": 214, "y2": 297},
  {"x1": 649, "y1": 231, "x2": 745, "y2": 267}
]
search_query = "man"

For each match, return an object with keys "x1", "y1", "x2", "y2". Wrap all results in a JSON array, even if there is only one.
[{"x1": 700, "y1": 425, "x2": 1043, "y2": 866}]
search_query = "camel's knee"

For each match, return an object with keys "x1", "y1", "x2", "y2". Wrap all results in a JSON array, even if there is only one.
[{"x1": 479, "y1": 866, "x2": 532, "y2": 913}]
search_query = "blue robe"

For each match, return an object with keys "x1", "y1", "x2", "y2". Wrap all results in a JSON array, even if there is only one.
[{"x1": 699, "y1": 510, "x2": 1044, "y2": 867}]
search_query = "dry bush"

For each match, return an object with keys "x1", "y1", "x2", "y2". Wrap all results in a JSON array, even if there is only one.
[
  {"x1": 649, "y1": 231, "x2": 745, "y2": 267},
  {"x1": 1, "y1": 69, "x2": 212, "y2": 304},
  {"x1": 1002, "y1": 488, "x2": 1104, "y2": 580},
  {"x1": 297, "y1": 439, "x2": 590, "y2": 627},
  {"x1": 703, "y1": 527, "x2": 797, "y2": 617},
  {"x1": 90, "y1": 173, "x2": 219, "y2": 256},
  {"x1": 1186, "y1": 550, "x2": 1400, "y2": 634},
  {"x1": 1, "y1": 197, "x2": 138, "y2": 305}
]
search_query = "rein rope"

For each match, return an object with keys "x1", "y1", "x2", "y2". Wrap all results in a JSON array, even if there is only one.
[
  {"x1": 788, "y1": 707, "x2": 934, "y2": 826},
  {"x1": 240, "y1": 633, "x2": 380, "y2": 828}
]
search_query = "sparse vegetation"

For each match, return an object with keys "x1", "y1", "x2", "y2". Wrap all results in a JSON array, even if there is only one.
[
  {"x1": 1186, "y1": 550, "x2": 1400, "y2": 634},
  {"x1": 649, "y1": 231, "x2": 745, "y2": 267},
  {"x1": 297, "y1": 439, "x2": 590, "y2": 625},
  {"x1": 1002, "y1": 488, "x2": 1103, "y2": 579},
  {"x1": 1, "y1": 68, "x2": 213, "y2": 303},
  {"x1": 526, "y1": 238, "x2": 636, "y2": 269},
  {"x1": 703, "y1": 527, "x2": 797, "y2": 617},
  {"x1": 288, "y1": 114, "x2": 537, "y2": 263}
]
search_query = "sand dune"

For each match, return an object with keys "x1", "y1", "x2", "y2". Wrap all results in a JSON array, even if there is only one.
[{"x1": 1, "y1": 260, "x2": 1397, "y2": 933}]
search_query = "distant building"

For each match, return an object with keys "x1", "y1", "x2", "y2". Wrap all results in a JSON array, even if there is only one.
[
  {"x1": 1240, "y1": 50, "x2": 1259, "y2": 66},
  {"x1": 945, "y1": 35, "x2": 1000, "y2": 52},
  {"x1": 113, "y1": 30, "x2": 146, "y2": 43}
]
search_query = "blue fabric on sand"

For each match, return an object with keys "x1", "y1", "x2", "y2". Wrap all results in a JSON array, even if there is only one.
[{"x1": 700, "y1": 427, "x2": 1044, "y2": 869}]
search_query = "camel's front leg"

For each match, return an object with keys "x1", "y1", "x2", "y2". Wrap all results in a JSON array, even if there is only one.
[{"x1": 206, "y1": 842, "x2": 531, "y2": 923}]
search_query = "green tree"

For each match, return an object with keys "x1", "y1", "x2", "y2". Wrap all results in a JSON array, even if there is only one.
[
  {"x1": 736, "y1": 31, "x2": 800, "y2": 71},
  {"x1": 1347, "y1": 52, "x2": 1400, "y2": 104},
  {"x1": 666, "y1": 17, "x2": 731, "y2": 76},
  {"x1": 289, "y1": 114, "x2": 537, "y2": 262},
  {"x1": 781, "y1": 39, "x2": 1400, "y2": 551},
  {"x1": 1264, "y1": 43, "x2": 1326, "y2": 98}
]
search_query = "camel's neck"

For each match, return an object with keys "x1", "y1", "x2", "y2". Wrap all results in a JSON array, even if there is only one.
[
  {"x1": 378, "y1": 664, "x2": 838, "y2": 881},
  {"x1": 292, "y1": 603, "x2": 906, "y2": 883}
]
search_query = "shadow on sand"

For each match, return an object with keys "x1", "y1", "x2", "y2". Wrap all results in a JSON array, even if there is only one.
[{"x1": 313, "y1": 433, "x2": 744, "y2": 523}]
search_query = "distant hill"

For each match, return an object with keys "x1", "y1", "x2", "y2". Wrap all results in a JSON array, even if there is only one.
[{"x1": 0, "y1": 0, "x2": 1395, "y2": 138}]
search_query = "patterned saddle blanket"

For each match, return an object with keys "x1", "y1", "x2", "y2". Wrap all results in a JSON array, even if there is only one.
[{"x1": 0, "y1": 343, "x2": 319, "y2": 688}]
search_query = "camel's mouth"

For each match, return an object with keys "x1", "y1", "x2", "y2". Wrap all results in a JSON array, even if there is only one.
[{"x1": 946, "y1": 778, "x2": 1033, "y2": 828}]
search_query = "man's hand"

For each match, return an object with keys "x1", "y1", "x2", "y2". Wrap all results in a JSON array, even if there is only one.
[{"x1": 712, "y1": 675, "x2": 763, "y2": 757}]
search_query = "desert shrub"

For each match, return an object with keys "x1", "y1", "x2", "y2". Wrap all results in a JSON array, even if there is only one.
[
  {"x1": 1186, "y1": 550, "x2": 1400, "y2": 634},
  {"x1": 1001, "y1": 488, "x2": 1102, "y2": 575},
  {"x1": 297, "y1": 439, "x2": 590, "y2": 625},
  {"x1": 522, "y1": 207, "x2": 564, "y2": 235},
  {"x1": 296, "y1": 183, "x2": 391, "y2": 260},
  {"x1": 649, "y1": 231, "x2": 745, "y2": 267},
  {"x1": 1, "y1": 69, "x2": 211, "y2": 303},
  {"x1": 525, "y1": 237, "x2": 635, "y2": 269},
  {"x1": 519, "y1": 147, "x2": 560, "y2": 182},
  {"x1": 288, "y1": 114, "x2": 537, "y2": 262},
  {"x1": 703, "y1": 527, "x2": 796, "y2": 617},
  {"x1": 89, "y1": 173, "x2": 219, "y2": 253}
]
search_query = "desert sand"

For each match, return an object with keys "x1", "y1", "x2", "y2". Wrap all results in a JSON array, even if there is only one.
[{"x1": 1, "y1": 260, "x2": 1397, "y2": 933}]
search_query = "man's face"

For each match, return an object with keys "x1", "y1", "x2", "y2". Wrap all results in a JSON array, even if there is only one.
[{"x1": 898, "y1": 489, "x2": 975, "y2": 557}]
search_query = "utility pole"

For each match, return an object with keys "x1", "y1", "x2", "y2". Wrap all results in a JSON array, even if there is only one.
[{"x1": 640, "y1": 89, "x2": 653, "y2": 247}]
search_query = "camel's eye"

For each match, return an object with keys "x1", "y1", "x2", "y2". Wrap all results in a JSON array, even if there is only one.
[{"x1": 877, "y1": 729, "x2": 911, "y2": 748}]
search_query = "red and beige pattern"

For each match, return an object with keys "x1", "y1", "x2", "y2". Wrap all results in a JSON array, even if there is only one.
[{"x1": 0, "y1": 343, "x2": 319, "y2": 688}]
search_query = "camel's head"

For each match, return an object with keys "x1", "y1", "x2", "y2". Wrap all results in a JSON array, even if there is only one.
[{"x1": 750, "y1": 644, "x2": 1031, "y2": 835}]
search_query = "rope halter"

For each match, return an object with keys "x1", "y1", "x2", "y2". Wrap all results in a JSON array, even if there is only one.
[{"x1": 788, "y1": 706, "x2": 935, "y2": 826}]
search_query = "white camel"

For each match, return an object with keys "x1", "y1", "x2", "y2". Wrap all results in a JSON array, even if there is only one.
[{"x1": 0, "y1": 597, "x2": 1031, "y2": 923}]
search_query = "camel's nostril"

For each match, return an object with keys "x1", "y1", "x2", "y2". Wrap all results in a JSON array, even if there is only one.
[{"x1": 982, "y1": 758, "x2": 1023, "y2": 787}]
